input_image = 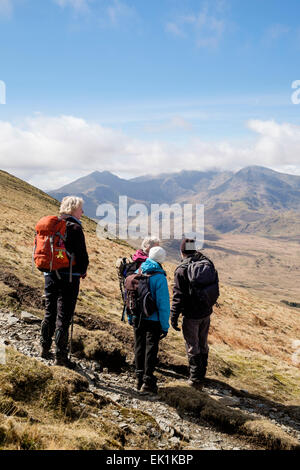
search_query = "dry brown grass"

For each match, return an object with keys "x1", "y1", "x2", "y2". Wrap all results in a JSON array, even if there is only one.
[
  {"x1": 72, "y1": 325, "x2": 128, "y2": 371},
  {"x1": 159, "y1": 381, "x2": 300, "y2": 450},
  {"x1": 0, "y1": 348, "x2": 176, "y2": 450}
]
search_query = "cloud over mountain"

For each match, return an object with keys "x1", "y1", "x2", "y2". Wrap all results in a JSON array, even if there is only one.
[{"x1": 1, "y1": 114, "x2": 300, "y2": 190}]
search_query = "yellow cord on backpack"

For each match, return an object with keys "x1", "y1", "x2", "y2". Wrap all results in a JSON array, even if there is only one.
[{"x1": 56, "y1": 250, "x2": 64, "y2": 259}]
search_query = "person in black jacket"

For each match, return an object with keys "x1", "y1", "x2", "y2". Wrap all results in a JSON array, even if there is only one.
[
  {"x1": 40, "y1": 196, "x2": 89, "y2": 368},
  {"x1": 171, "y1": 239, "x2": 214, "y2": 387}
]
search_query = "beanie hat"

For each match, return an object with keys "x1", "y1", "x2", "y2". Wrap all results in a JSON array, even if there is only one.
[
  {"x1": 180, "y1": 238, "x2": 196, "y2": 254},
  {"x1": 149, "y1": 246, "x2": 166, "y2": 264}
]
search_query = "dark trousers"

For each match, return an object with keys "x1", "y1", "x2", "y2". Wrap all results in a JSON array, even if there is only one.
[
  {"x1": 134, "y1": 320, "x2": 161, "y2": 385},
  {"x1": 182, "y1": 315, "x2": 211, "y2": 381},
  {"x1": 41, "y1": 273, "x2": 80, "y2": 358}
]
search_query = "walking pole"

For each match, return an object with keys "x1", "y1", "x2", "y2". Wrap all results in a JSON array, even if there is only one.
[
  {"x1": 119, "y1": 276, "x2": 127, "y2": 322},
  {"x1": 69, "y1": 312, "x2": 75, "y2": 360}
]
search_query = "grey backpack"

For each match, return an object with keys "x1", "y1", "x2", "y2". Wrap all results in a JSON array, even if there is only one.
[{"x1": 187, "y1": 255, "x2": 219, "y2": 308}]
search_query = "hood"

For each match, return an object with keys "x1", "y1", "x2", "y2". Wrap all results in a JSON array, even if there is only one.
[
  {"x1": 132, "y1": 249, "x2": 148, "y2": 263},
  {"x1": 141, "y1": 258, "x2": 166, "y2": 275},
  {"x1": 62, "y1": 214, "x2": 82, "y2": 226}
]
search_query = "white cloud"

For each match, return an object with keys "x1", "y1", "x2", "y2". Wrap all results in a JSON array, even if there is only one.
[
  {"x1": 165, "y1": 2, "x2": 227, "y2": 49},
  {"x1": 263, "y1": 24, "x2": 290, "y2": 45},
  {"x1": 144, "y1": 116, "x2": 193, "y2": 133},
  {"x1": 1, "y1": 114, "x2": 300, "y2": 190},
  {"x1": 0, "y1": 0, "x2": 14, "y2": 17},
  {"x1": 54, "y1": 0, "x2": 92, "y2": 13},
  {"x1": 247, "y1": 119, "x2": 300, "y2": 167},
  {"x1": 54, "y1": 0, "x2": 138, "y2": 27},
  {"x1": 107, "y1": 0, "x2": 136, "y2": 26},
  {"x1": 165, "y1": 22, "x2": 185, "y2": 38}
]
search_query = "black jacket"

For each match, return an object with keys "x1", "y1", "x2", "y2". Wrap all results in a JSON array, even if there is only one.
[
  {"x1": 171, "y1": 252, "x2": 213, "y2": 321},
  {"x1": 61, "y1": 216, "x2": 89, "y2": 275}
]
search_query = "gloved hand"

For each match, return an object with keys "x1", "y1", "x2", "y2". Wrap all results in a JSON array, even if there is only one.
[
  {"x1": 171, "y1": 318, "x2": 181, "y2": 331},
  {"x1": 159, "y1": 330, "x2": 168, "y2": 340}
]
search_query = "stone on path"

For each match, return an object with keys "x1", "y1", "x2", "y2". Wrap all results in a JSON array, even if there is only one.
[
  {"x1": 217, "y1": 396, "x2": 241, "y2": 407},
  {"x1": 20, "y1": 311, "x2": 41, "y2": 324}
]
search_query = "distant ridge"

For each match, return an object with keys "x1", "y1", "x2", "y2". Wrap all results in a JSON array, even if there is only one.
[{"x1": 49, "y1": 166, "x2": 300, "y2": 239}]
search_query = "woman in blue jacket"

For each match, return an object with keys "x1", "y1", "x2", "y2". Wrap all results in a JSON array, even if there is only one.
[{"x1": 133, "y1": 246, "x2": 170, "y2": 394}]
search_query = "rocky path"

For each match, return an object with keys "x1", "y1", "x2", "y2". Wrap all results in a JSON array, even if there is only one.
[{"x1": 1, "y1": 309, "x2": 299, "y2": 450}]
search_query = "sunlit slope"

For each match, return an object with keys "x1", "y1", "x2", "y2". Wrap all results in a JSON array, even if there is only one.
[{"x1": 0, "y1": 169, "x2": 299, "y2": 405}]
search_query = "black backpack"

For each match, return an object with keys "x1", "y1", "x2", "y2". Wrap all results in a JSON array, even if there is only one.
[
  {"x1": 116, "y1": 257, "x2": 140, "y2": 280},
  {"x1": 186, "y1": 255, "x2": 219, "y2": 308},
  {"x1": 116, "y1": 257, "x2": 148, "y2": 322},
  {"x1": 124, "y1": 271, "x2": 158, "y2": 328}
]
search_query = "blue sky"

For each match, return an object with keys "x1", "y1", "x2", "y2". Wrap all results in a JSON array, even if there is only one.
[{"x1": 0, "y1": 0, "x2": 300, "y2": 189}]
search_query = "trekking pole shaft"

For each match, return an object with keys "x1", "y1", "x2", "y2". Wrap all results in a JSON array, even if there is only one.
[{"x1": 69, "y1": 313, "x2": 74, "y2": 359}]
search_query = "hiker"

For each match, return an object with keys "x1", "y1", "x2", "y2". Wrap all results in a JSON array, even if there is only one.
[
  {"x1": 131, "y1": 236, "x2": 160, "y2": 270},
  {"x1": 170, "y1": 239, "x2": 219, "y2": 388},
  {"x1": 116, "y1": 236, "x2": 160, "y2": 321},
  {"x1": 129, "y1": 246, "x2": 170, "y2": 395},
  {"x1": 40, "y1": 196, "x2": 89, "y2": 368}
]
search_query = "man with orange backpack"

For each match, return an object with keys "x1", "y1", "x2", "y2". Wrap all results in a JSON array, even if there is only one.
[{"x1": 34, "y1": 196, "x2": 89, "y2": 368}]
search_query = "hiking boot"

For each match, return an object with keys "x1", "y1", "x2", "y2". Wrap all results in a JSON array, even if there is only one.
[
  {"x1": 135, "y1": 370, "x2": 144, "y2": 391},
  {"x1": 54, "y1": 356, "x2": 76, "y2": 370},
  {"x1": 187, "y1": 379, "x2": 204, "y2": 390},
  {"x1": 136, "y1": 376, "x2": 144, "y2": 391},
  {"x1": 140, "y1": 382, "x2": 158, "y2": 395},
  {"x1": 40, "y1": 347, "x2": 54, "y2": 360}
]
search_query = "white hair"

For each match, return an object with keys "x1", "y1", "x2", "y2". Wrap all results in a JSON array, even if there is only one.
[
  {"x1": 59, "y1": 196, "x2": 83, "y2": 215},
  {"x1": 141, "y1": 236, "x2": 160, "y2": 252}
]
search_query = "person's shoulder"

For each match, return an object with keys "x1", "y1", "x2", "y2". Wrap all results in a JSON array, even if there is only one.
[
  {"x1": 150, "y1": 270, "x2": 166, "y2": 283},
  {"x1": 175, "y1": 259, "x2": 189, "y2": 273},
  {"x1": 151, "y1": 272, "x2": 167, "y2": 292},
  {"x1": 66, "y1": 217, "x2": 82, "y2": 229}
]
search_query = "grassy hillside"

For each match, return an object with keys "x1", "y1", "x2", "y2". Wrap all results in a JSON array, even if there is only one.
[{"x1": 0, "y1": 169, "x2": 300, "y2": 449}]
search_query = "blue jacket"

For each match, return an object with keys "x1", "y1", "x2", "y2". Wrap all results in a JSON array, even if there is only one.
[{"x1": 137, "y1": 259, "x2": 170, "y2": 332}]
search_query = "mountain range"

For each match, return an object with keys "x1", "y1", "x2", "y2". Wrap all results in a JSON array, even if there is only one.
[{"x1": 49, "y1": 166, "x2": 300, "y2": 239}]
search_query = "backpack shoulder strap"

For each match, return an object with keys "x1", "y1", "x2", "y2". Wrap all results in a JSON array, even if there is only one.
[
  {"x1": 176, "y1": 258, "x2": 190, "y2": 270},
  {"x1": 174, "y1": 258, "x2": 190, "y2": 278}
]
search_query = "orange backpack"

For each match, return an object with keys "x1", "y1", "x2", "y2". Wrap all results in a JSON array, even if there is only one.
[{"x1": 33, "y1": 216, "x2": 75, "y2": 279}]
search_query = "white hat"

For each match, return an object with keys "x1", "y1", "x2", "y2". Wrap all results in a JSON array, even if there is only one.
[{"x1": 149, "y1": 246, "x2": 166, "y2": 264}]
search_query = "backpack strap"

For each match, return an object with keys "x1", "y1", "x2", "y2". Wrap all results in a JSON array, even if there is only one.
[
  {"x1": 63, "y1": 219, "x2": 76, "y2": 283},
  {"x1": 32, "y1": 237, "x2": 37, "y2": 273}
]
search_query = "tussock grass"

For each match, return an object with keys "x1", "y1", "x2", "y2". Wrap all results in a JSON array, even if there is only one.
[
  {"x1": 50, "y1": 366, "x2": 89, "y2": 394},
  {"x1": 0, "y1": 348, "x2": 171, "y2": 450},
  {"x1": 0, "y1": 416, "x2": 44, "y2": 450},
  {"x1": 159, "y1": 381, "x2": 300, "y2": 450},
  {"x1": 0, "y1": 282, "x2": 20, "y2": 310},
  {"x1": 0, "y1": 348, "x2": 52, "y2": 401},
  {"x1": 0, "y1": 396, "x2": 27, "y2": 418},
  {"x1": 0, "y1": 348, "x2": 89, "y2": 417},
  {"x1": 0, "y1": 415, "x2": 122, "y2": 450},
  {"x1": 209, "y1": 345, "x2": 300, "y2": 404},
  {"x1": 72, "y1": 326, "x2": 127, "y2": 371}
]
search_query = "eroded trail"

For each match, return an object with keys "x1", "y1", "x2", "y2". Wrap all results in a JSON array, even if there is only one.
[{"x1": 0, "y1": 309, "x2": 299, "y2": 451}]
